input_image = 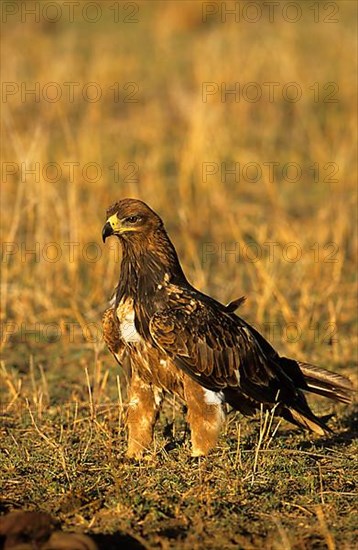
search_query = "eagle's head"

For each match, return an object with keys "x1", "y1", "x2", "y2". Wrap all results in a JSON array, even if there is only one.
[
  {"x1": 102, "y1": 198, "x2": 163, "y2": 243},
  {"x1": 102, "y1": 198, "x2": 188, "y2": 290}
]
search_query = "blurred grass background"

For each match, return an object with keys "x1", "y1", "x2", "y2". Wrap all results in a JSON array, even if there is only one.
[
  {"x1": 1, "y1": 1, "x2": 357, "y2": 368},
  {"x1": 1, "y1": 1, "x2": 357, "y2": 548}
]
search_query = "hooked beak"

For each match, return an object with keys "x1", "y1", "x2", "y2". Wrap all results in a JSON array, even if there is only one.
[
  {"x1": 102, "y1": 221, "x2": 113, "y2": 243},
  {"x1": 102, "y1": 214, "x2": 121, "y2": 243}
]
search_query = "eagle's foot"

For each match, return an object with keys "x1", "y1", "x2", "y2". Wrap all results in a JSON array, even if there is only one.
[
  {"x1": 188, "y1": 424, "x2": 221, "y2": 457},
  {"x1": 191, "y1": 448, "x2": 208, "y2": 458},
  {"x1": 126, "y1": 439, "x2": 151, "y2": 460},
  {"x1": 185, "y1": 378, "x2": 224, "y2": 458}
]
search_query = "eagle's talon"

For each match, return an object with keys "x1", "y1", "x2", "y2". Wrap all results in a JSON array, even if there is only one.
[
  {"x1": 191, "y1": 450, "x2": 206, "y2": 458},
  {"x1": 126, "y1": 450, "x2": 145, "y2": 461}
]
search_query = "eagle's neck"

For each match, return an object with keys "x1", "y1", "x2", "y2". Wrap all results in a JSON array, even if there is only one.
[{"x1": 115, "y1": 228, "x2": 187, "y2": 305}]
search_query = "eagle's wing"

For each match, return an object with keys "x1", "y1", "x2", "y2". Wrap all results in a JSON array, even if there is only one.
[{"x1": 149, "y1": 293, "x2": 299, "y2": 405}]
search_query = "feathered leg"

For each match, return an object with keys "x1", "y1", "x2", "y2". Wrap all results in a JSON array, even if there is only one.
[
  {"x1": 126, "y1": 372, "x2": 161, "y2": 458},
  {"x1": 184, "y1": 376, "x2": 224, "y2": 457}
]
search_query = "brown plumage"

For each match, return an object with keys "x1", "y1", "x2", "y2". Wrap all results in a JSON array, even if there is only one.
[{"x1": 102, "y1": 198, "x2": 354, "y2": 458}]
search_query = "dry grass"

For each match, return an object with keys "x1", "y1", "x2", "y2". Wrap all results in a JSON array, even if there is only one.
[{"x1": 1, "y1": 1, "x2": 357, "y2": 549}]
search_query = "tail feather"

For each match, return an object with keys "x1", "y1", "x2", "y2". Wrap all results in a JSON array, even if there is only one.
[
  {"x1": 298, "y1": 362, "x2": 354, "y2": 404},
  {"x1": 224, "y1": 358, "x2": 353, "y2": 437},
  {"x1": 282, "y1": 407, "x2": 330, "y2": 436}
]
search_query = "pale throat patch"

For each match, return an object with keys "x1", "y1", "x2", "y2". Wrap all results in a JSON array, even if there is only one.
[{"x1": 116, "y1": 300, "x2": 143, "y2": 344}]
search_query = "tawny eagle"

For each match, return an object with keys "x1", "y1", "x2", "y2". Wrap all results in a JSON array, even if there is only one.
[{"x1": 102, "y1": 199, "x2": 353, "y2": 458}]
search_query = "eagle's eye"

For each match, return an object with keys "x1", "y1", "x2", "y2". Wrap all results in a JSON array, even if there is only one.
[{"x1": 125, "y1": 215, "x2": 142, "y2": 224}]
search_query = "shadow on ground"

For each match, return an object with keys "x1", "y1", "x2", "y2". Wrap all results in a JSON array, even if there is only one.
[{"x1": 298, "y1": 406, "x2": 358, "y2": 451}]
